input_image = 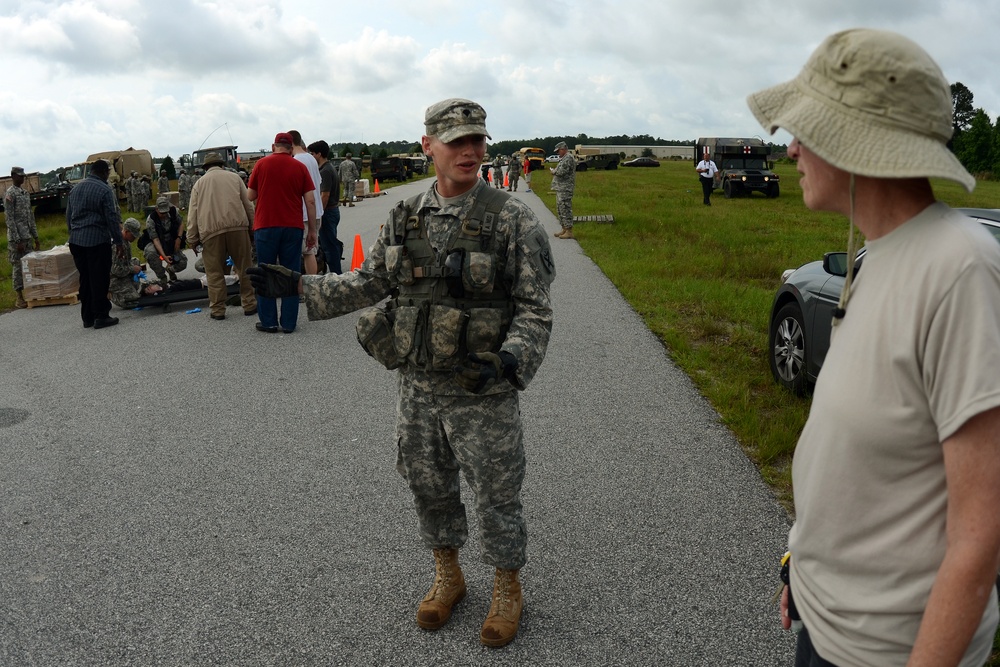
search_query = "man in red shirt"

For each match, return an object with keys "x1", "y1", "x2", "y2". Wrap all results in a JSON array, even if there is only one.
[{"x1": 247, "y1": 132, "x2": 317, "y2": 333}]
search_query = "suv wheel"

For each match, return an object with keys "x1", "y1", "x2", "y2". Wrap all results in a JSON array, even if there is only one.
[
  {"x1": 723, "y1": 180, "x2": 735, "y2": 199},
  {"x1": 770, "y1": 302, "x2": 809, "y2": 395}
]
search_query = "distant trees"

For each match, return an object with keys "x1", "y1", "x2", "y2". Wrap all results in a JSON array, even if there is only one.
[
  {"x1": 950, "y1": 81, "x2": 1000, "y2": 178},
  {"x1": 161, "y1": 156, "x2": 176, "y2": 180}
]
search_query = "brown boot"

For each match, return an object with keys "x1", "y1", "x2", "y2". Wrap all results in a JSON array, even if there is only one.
[
  {"x1": 15, "y1": 290, "x2": 27, "y2": 309},
  {"x1": 416, "y1": 548, "x2": 466, "y2": 630},
  {"x1": 561, "y1": 227, "x2": 574, "y2": 239},
  {"x1": 480, "y1": 568, "x2": 522, "y2": 647},
  {"x1": 553, "y1": 228, "x2": 566, "y2": 238}
]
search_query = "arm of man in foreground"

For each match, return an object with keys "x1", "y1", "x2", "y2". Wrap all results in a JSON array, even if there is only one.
[{"x1": 908, "y1": 404, "x2": 1000, "y2": 666}]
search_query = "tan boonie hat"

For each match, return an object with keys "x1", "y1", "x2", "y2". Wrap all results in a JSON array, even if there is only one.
[
  {"x1": 123, "y1": 217, "x2": 141, "y2": 236},
  {"x1": 202, "y1": 152, "x2": 226, "y2": 168},
  {"x1": 747, "y1": 28, "x2": 974, "y2": 192},
  {"x1": 424, "y1": 98, "x2": 491, "y2": 143}
]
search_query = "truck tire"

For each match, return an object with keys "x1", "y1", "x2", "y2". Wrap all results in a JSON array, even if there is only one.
[
  {"x1": 723, "y1": 180, "x2": 735, "y2": 199},
  {"x1": 768, "y1": 183, "x2": 780, "y2": 198}
]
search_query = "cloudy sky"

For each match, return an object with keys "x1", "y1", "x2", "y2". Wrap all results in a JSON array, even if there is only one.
[{"x1": 2, "y1": 0, "x2": 998, "y2": 174}]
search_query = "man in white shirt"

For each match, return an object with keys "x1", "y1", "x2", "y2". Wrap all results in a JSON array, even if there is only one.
[{"x1": 695, "y1": 154, "x2": 718, "y2": 205}]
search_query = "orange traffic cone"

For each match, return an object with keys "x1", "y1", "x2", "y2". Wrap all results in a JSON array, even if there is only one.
[
  {"x1": 503, "y1": 170, "x2": 509, "y2": 187},
  {"x1": 351, "y1": 234, "x2": 365, "y2": 271},
  {"x1": 373, "y1": 179, "x2": 381, "y2": 194}
]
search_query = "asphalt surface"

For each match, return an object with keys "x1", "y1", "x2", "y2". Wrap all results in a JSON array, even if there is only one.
[{"x1": 0, "y1": 179, "x2": 796, "y2": 666}]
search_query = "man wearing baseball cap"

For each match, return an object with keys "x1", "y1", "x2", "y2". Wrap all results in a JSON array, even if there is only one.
[
  {"x1": 248, "y1": 98, "x2": 555, "y2": 646},
  {"x1": 246, "y1": 132, "x2": 317, "y2": 333},
  {"x1": 750, "y1": 29, "x2": 1000, "y2": 666}
]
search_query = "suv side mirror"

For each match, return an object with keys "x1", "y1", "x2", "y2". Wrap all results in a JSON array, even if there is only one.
[{"x1": 823, "y1": 252, "x2": 849, "y2": 277}]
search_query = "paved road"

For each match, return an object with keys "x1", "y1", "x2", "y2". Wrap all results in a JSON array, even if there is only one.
[{"x1": 0, "y1": 179, "x2": 796, "y2": 665}]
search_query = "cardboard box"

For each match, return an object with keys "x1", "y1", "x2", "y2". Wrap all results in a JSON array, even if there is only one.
[
  {"x1": 355, "y1": 180, "x2": 370, "y2": 197},
  {"x1": 21, "y1": 245, "x2": 80, "y2": 301}
]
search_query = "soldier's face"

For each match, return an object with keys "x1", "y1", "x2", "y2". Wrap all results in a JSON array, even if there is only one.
[
  {"x1": 12, "y1": 174, "x2": 24, "y2": 186},
  {"x1": 422, "y1": 133, "x2": 486, "y2": 197}
]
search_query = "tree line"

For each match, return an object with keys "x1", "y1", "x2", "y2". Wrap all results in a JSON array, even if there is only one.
[{"x1": 950, "y1": 82, "x2": 1000, "y2": 178}]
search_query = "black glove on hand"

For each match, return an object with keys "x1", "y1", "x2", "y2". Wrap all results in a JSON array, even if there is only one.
[
  {"x1": 454, "y1": 351, "x2": 518, "y2": 394},
  {"x1": 246, "y1": 264, "x2": 301, "y2": 298}
]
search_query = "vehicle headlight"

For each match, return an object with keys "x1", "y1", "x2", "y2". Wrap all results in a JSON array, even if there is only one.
[
  {"x1": 764, "y1": 176, "x2": 769, "y2": 182},
  {"x1": 741, "y1": 175, "x2": 747, "y2": 182},
  {"x1": 781, "y1": 269, "x2": 795, "y2": 283}
]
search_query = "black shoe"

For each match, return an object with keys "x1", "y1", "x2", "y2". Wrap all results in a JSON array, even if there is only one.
[
  {"x1": 281, "y1": 328, "x2": 294, "y2": 334},
  {"x1": 211, "y1": 314, "x2": 226, "y2": 321},
  {"x1": 244, "y1": 308, "x2": 258, "y2": 316},
  {"x1": 83, "y1": 320, "x2": 94, "y2": 328},
  {"x1": 255, "y1": 323, "x2": 278, "y2": 333},
  {"x1": 93, "y1": 316, "x2": 119, "y2": 329}
]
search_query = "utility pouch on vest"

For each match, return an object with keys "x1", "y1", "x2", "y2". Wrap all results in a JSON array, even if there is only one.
[
  {"x1": 355, "y1": 306, "x2": 403, "y2": 370},
  {"x1": 392, "y1": 305, "x2": 421, "y2": 361},
  {"x1": 465, "y1": 307, "x2": 503, "y2": 355},
  {"x1": 427, "y1": 304, "x2": 465, "y2": 370},
  {"x1": 463, "y1": 252, "x2": 496, "y2": 295},
  {"x1": 384, "y1": 245, "x2": 414, "y2": 285},
  {"x1": 444, "y1": 249, "x2": 465, "y2": 299}
]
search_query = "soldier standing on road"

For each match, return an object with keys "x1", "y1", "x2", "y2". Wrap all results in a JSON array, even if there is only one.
[
  {"x1": 4, "y1": 166, "x2": 41, "y2": 308},
  {"x1": 550, "y1": 141, "x2": 576, "y2": 239},
  {"x1": 492, "y1": 154, "x2": 503, "y2": 189},
  {"x1": 507, "y1": 153, "x2": 520, "y2": 192},
  {"x1": 247, "y1": 98, "x2": 555, "y2": 648},
  {"x1": 338, "y1": 152, "x2": 359, "y2": 206},
  {"x1": 177, "y1": 169, "x2": 193, "y2": 210}
]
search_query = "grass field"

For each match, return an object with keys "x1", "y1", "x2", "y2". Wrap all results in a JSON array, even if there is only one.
[{"x1": 3, "y1": 160, "x2": 999, "y2": 660}]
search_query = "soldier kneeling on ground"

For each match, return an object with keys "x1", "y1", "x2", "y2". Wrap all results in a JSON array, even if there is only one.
[{"x1": 109, "y1": 217, "x2": 162, "y2": 309}]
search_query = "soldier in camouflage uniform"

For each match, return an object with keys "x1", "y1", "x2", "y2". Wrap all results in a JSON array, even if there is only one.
[
  {"x1": 109, "y1": 217, "x2": 159, "y2": 308},
  {"x1": 507, "y1": 153, "x2": 520, "y2": 192},
  {"x1": 157, "y1": 170, "x2": 169, "y2": 198},
  {"x1": 4, "y1": 167, "x2": 40, "y2": 308},
  {"x1": 125, "y1": 171, "x2": 138, "y2": 212},
  {"x1": 492, "y1": 154, "x2": 504, "y2": 189},
  {"x1": 550, "y1": 141, "x2": 576, "y2": 239},
  {"x1": 248, "y1": 98, "x2": 555, "y2": 648},
  {"x1": 338, "y1": 154, "x2": 359, "y2": 206},
  {"x1": 177, "y1": 169, "x2": 192, "y2": 210},
  {"x1": 140, "y1": 175, "x2": 152, "y2": 212}
]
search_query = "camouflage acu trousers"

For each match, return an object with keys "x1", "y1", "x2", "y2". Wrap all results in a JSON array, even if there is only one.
[
  {"x1": 395, "y1": 383, "x2": 527, "y2": 570},
  {"x1": 556, "y1": 193, "x2": 573, "y2": 230},
  {"x1": 7, "y1": 245, "x2": 29, "y2": 291}
]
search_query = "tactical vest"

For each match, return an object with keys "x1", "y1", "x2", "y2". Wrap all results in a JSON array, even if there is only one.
[{"x1": 357, "y1": 186, "x2": 514, "y2": 372}]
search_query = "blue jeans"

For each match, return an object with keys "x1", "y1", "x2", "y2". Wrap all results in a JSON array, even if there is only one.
[
  {"x1": 318, "y1": 204, "x2": 343, "y2": 274},
  {"x1": 795, "y1": 627, "x2": 838, "y2": 667},
  {"x1": 254, "y1": 226, "x2": 302, "y2": 331}
]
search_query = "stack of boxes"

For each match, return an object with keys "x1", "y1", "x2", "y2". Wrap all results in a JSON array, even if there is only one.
[{"x1": 20, "y1": 245, "x2": 80, "y2": 302}]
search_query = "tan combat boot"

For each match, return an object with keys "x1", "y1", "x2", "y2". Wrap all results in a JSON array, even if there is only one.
[
  {"x1": 555, "y1": 227, "x2": 574, "y2": 240},
  {"x1": 480, "y1": 568, "x2": 522, "y2": 647},
  {"x1": 416, "y1": 548, "x2": 466, "y2": 630},
  {"x1": 15, "y1": 290, "x2": 28, "y2": 309}
]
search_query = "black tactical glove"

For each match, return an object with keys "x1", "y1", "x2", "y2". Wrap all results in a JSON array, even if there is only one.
[
  {"x1": 454, "y1": 351, "x2": 518, "y2": 394},
  {"x1": 246, "y1": 264, "x2": 301, "y2": 298}
]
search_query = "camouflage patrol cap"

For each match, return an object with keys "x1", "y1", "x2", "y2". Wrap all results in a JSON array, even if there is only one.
[
  {"x1": 122, "y1": 217, "x2": 141, "y2": 237},
  {"x1": 424, "y1": 98, "x2": 491, "y2": 143},
  {"x1": 11, "y1": 166, "x2": 25, "y2": 176},
  {"x1": 156, "y1": 196, "x2": 170, "y2": 212}
]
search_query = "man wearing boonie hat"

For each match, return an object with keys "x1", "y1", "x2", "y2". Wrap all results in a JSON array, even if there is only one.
[
  {"x1": 4, "y1": 166, "x2": 40, "y2": 308},
  {"x1": 247, "y1": 98, "x2": 555, "y2": 647},
  {"x1": 186, "y1": 151, "x2": 256, "y2": 320},
  {"x1": 749, "y1": 28, "x2": 1000, "y2": 666},
  {"x1": 143, "y1": 195, "x2": 188, "y2": 284}
]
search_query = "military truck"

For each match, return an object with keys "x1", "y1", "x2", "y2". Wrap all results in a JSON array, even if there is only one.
[
  {"x1": 695, "y1": 137, "x2": 779, "y2": 198},
  {"x1": 574, "y1": 151, "x2": 620, "y2": 171},
  {"x1": 370, "y1": 156, "x2": 408, "y2": 183},
  {"x1": 190, "y1": 145, "x2": 240, "y2": 172},
  {"x1": 0, "y1": 171, "x2": 66, "y2": 214}
]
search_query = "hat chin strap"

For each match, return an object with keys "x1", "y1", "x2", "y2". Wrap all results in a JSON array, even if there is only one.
[{"x1": 832, "y1": 174, "x2": 858, "y2": 326}]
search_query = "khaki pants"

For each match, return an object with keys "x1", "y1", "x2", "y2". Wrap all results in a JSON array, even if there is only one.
[{"x1": 201, "y1": 229, "x2": 255, "y2": 316}]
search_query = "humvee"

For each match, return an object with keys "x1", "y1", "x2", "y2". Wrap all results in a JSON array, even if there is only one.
[{"x1": 696, "y1": 137, "x2": 780, "y2": 198}]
